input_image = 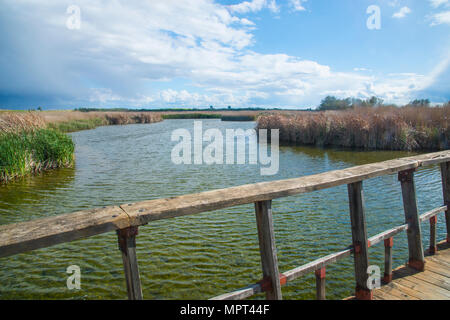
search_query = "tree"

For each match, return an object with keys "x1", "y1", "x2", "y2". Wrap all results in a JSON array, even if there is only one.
[
  {"x1": 318, "y1": 96, "x2": 352, "y2": 111},
  {"x1": 367, "y1": 96, "x2": 384, "y2": 107},
  {"x1": 409, "y1": 99, "x2": 430, "y2": 107}
]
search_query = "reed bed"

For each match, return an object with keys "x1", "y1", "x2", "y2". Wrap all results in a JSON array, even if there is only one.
[
  {"x1": 162, "y1": 113, "x2": 222, "y2": 120},
  {"x1": 257, "y1": 105, "x2": 450, "y2": 151},
  {"x1": 44, "y1": 111, "x2": 163, "y2": 132},
  {"x1": 0, "y1": 111, "x2": 163, "y2": 183},
  {"x1": 0, "y1": 113, "x2": 74, "y2": 183},
  {"x1": 220, "y1": 115, "x2": 256, "y2": 122},
  {"x1": 0, "y1": 112, "x2": 46, "y2": 134}
]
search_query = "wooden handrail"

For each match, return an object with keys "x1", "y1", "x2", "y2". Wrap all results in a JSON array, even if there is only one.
[
  {"x1": 2, "y1": 151, "x2": 449, "y2": 258},
  {"x1": 0, "y1": 150, "x2": 450, "y2": 300},
  {"x1": 210, "y1": 206, "x2": 447, "y2": 300}
]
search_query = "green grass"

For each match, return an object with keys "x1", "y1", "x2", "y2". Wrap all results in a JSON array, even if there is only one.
[
  {"x1": 220, "y1": 115, "x2": 256, "y2": 121},
  {"x1": 0, "y1": 129, "x2": 75, "y2": 183},
  {"x1": 47, "y1": 118, "x2": 107, "y2": 133}
]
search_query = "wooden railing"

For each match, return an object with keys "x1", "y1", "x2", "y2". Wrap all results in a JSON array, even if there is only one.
[{"x1": 1, "y1": 151, "x2": 450, "y2": 300}]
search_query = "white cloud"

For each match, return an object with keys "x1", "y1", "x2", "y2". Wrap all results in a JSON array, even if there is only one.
[
  {"x1": 290, "y1": 0, "x2": 307, "y2": 11},
  {"x1": 430, "y1": 10, "x2": 450, "y2": 25},
  {"x1": 429, "y1": 0, "x2": 449, "y2": 8},
  {"x1": 0, "y1": 0, "x2": 446, "y2": 108},
  {"x1": 393, "y1": 6, "x2": 411, "y2": 18},
  {"x1": 228, "y1": 0, "x2": 278, "y2": 14}
]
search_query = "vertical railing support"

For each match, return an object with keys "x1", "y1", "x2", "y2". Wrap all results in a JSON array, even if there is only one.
[
  {"x1": 254, "y1": 200, "x2": 282, "y2": 300},
  {"x1": 117, "y1": 226, "x2": 143, "y2": 300},
  {"x1": 383, "y1": 237, "x2": 393, "y2": 284},
  {"x1": 429, "y1": 216, "x2": 438, "y2": 255},
  {"x1": 347, "y1": 181, "x2": 372, "y2": 300},
  {"x1": 315, "y1": 267, "x2": 326, "y2": 300},
  {"x1": 398, "y1": 169, "x2": 425, "y2": 271},
  {"x1": 440, "y1": 162, "x2": 450, "y2": 243}
]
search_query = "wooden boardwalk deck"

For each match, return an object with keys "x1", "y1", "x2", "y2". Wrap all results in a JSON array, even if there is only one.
[{"x1": 373, "y1": 241, "x2": 450, "y2": 300}]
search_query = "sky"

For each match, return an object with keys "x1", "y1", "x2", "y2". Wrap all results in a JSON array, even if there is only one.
[{"x1": 0, "y1": 0, "x2": 449, "y2": 110}]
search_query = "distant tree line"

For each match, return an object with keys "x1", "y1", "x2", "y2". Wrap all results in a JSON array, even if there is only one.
[
  {"x1": 318, "y1": 96, "x2": 436, "y2": 111},
  {"x1": 75, "y1": 107, "x2": 270, "y2": 112}
]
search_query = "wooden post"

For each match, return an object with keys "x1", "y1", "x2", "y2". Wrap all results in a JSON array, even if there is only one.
[
  {"x1": 429, "y1": 216, "x2": 437, "y2": 255},
  {"x1": 398, "y1": 169, "x2": 425, "y2": 271},
  {"x1": 347, "y1": 181, "x2": 372, "y2": 300},
  {"x1": 383, "y1": 237, "x2": 393, "y2": 283},
  {"x1": 315, "y1": 267, "x2": 326, "y2": 300},
  {"x1": 254, "y1": 200, "x2": 282, "y2": 300},
  {"x1": 440, "y1": 162, "x2": 450, "y2": 243},
  {"x1": 117, "y1": 226, "x2": 143, "y2": 300}
]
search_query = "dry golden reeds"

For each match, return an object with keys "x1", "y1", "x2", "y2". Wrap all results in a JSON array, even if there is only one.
[
  {"x1": 257, "y1": 105, "x2": 450, "y2": 151},
  {"x1": 0, "y1": 112, "x2": 46, "y2": 134}
]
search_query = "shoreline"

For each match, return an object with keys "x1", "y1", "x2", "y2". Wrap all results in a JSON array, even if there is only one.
[{"x1": 1, "y1": 106, "x2": 449, "y2": 184}]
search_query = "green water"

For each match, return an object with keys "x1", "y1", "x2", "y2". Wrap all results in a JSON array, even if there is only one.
[{"x1": 0, "y1": 120, "x2": 446, "y2": 300}]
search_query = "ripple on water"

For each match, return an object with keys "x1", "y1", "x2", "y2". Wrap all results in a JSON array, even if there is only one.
[{"x1": 0, "y1": 120, "x2": 446, "y2": 300}]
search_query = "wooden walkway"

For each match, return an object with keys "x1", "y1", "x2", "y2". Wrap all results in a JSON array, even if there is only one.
[{"x1": 373, "y1": 241, "x2": 450, "y2": 300}]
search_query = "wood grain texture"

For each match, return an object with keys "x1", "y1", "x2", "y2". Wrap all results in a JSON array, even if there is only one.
[
  {"x1": 209, "y1": 284, "x2": 261, "y2": 300},
  {"x1": 120, "y1": 157, "x2": 424, "y2": 225},
  {"x1": 117, "y1": 227, "x2": 143, "y2": 300},
  {"x1": 255, "y1": 200, "x2": 282, "y2": 300},
  {"x1": 399, "y1": 169, "x2": 425, "y2": 270},
  {"x1": 441, "y1": 162, "x2": 450, "y2": 241},
  {"x1": 348, "y1": 181, "x2": 371, "y2": 293},
  {"x1": 1, "y1": 151, "x2": 449, "y2": 258},
  {"x1": 0, "y1": 206, "x2": 130, "y2": 258},
  {"x1": 360, "y1": 241, "x2": 450, "y2": 300}
]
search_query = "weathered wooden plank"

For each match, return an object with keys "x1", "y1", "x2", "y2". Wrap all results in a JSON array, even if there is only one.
[
  {"x1": 426, "y1": 255, "x2": 450, "y2": 267},
  {"x1": 419, "y1": 206, "x2": 447, "y2": 222},
  {"x1": 352, "y1": 241, "x2": 450, "y2": 300},
  {"x1": 384, "y1": 281, "x2": 426, "y2": 300},
  {"x1": 393, "y1": 275, "x2": 450, "y2": 299},
  {"x1": 254, "y1": 200, "x2": 282, "y2": 300},
  {"x1": 363, "y1": 206, "x2": 444, "y2": 248},
  {"x1": 368, "y1": 225, "x2": 407, "y2": 246},
  {"x1": 418, "y1": 267, "x2": 450, "y2": 284},
  {"x1": 441, "y1": 162, "x2": 450, "y2": 242},
  {"x1": 315, "y1": 267, "x2": 326, "y2": 300},
  {"x1": 398, "y1": 169, "x2": 425, "y2": 271},
  {"x1": 406, "y1": 269, "x2": 450, "y2": 291},
  {"x1": 1, "y1": 151, "x2": 449, "y2": 258},
  {"x1": 210, "y1": 283, "x2": 261, "y2": 300},
  {"x1": 377, "y1": 282, "x2": 419, "y2": 300},
  {"x1": 404, "y1": 151, "x2": 450, "y2": 167},
  {"x1": 0, "y1": 206, "x2": 130, "y2": 258},
  {"x1": 423, "y1": 260, "x2": 450, "y2": 278},
  {"x1": 373, "y1": 290, "x2": 402, "y2": 300},
  {"x1": 429, "y1": 216, "x2": 437, "y2": 255},
  {"x1": 120, "y1": 157, "x2": 421, "y2": 225},
  {"x1": 283, "y1": 247, "x2": 352, "y2": 281},
  {"x1": 117, "y1": 227, "x2": 143, "y2": 300},
  {"x1": 383, "y1": 238, "x2": 393, "y2": 283},
  {"x1": 348, "y1": 181, "x2": 372, "y2": 300}
]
